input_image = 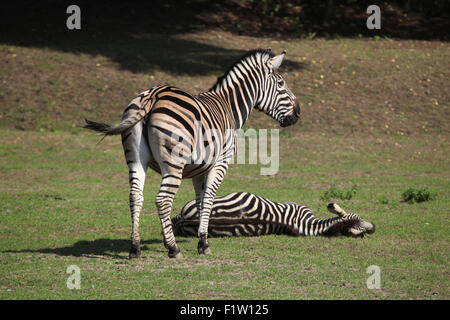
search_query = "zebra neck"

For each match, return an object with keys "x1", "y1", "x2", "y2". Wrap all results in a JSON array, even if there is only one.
[
  {"x1": 210, "y1": 87, "x2": 255, "y2": 129},
  {"x1": 310, "y1": 216, "x2": 346, "y2": 236},
  {"x1": 291, "y1": 205, "x2": 347, "y2": 236},
  {"x1": 209, "y1": 73, "x2": 260, "y2": 129}
]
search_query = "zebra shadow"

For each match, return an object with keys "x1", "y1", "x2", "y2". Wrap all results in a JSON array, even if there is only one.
[{"x1": 4, "y1": 238, "x2": 189, "y2": 260}]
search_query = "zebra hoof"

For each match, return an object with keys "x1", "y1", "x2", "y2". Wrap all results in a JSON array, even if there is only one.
[
  {"x1": 168, "y1": 246, "x2": 182, "y2": 259},
  {"x1": 171, "y1": 251, "x2": 183, "y2": 259},
  {"x1": 197, "y1": 239, "x2": 212, "y2": 255},
  {"x1": 129, "y1": 247, "x2": 141, "y2": 259},
  {"x1": 199, "y1": 246, "x2": 212, "y2": 255}
]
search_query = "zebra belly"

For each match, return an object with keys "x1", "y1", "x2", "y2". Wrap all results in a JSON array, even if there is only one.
[
  {"x1": 146, "y1": 160, "x2": 213, "y2": 179},
  {"x1": 145, "y1": 117, "x2": 228, "y2": 179}
]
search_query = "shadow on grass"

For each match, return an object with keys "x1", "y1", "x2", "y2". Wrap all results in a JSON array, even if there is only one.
[
  {"x1": 1, "y1": 1, "x2": 305, "y2": 76},
  {"x1": 4, "y1": 238, "x2": 189, "y2": 259},
  {"x1": 2, "y1": 34, "x2": 305, "y2": 77}
]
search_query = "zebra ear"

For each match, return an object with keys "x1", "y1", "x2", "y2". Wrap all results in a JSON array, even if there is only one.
[{"x1": 268, "y1": 51, "x2": 286, "y2": 70}]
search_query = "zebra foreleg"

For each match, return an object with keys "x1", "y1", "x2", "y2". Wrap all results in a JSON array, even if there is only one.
[
  {"x1": 192, "y1": 175, "x2": 205, "y2": 218},
  {"x1": 327, "y1": 203, "x2": 347, "y2": 217},
  {"x1": 197, "y1": 163, "x2": 228, "y2": 254}
]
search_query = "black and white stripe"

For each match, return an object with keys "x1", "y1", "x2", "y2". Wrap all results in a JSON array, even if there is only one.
[
  {"x1": 84, "y1": 49, "x2": 300, "y2": 258},
  {"x1": 173, "y1": 192, "x2": 376, "y2": 238}
]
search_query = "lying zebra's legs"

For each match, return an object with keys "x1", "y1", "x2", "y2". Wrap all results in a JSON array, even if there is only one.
[
  {"x1": 197, "y1": 163, "x2": 228, "y2": 254},
  {"x1": 156, "y1": 169, "x2": 183, "y2": 258},
  {"x1": 327, "y1": 203, "x2": 347, "y2": 217}
]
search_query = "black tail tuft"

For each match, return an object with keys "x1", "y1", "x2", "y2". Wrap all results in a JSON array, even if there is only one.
[
  {"x1": 83, "y1": 118, "x2": 111, "y2": 134},
  {"x1": 83, "y1": 118, "x2": 127, "y2": 135}
]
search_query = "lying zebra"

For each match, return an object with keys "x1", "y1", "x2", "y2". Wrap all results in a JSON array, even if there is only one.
[{"x1": 173, "y1": 192, "x2": 375, "y2": 238}]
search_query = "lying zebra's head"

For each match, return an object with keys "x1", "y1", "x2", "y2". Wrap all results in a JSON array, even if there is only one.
[
  {"x1": 256, "y1": 49, "x2": 300, "y2": 127},
  {"x1": 325, "y1": 203, "x2": 376, "y2": 237}
]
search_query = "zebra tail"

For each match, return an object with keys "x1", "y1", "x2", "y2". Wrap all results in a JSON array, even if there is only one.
[
  {"x1": 83, "y1": 94, "x2": 157, "y2": 135},
  {"x1": 83, "y1": 118, "x2": 141, "y2": 136},
  {"x1": 83, "y1": 118, "x2": 130, "y2": 135}
]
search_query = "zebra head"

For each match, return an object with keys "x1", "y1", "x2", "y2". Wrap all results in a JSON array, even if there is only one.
[
  {"x1": 327, "y1": 203, "x2": 376, "y2": 237},
  {"x1": 256, "y1": 50, "x2": 300, "y2": 127}
]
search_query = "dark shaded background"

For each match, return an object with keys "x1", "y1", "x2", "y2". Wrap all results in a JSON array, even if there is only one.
[
  {"x1": 1, "y1": 1, "x2": 449, "y2": 73},
  {"x1": 2, "y1": 0, "x2": 449, "y2": 41}
]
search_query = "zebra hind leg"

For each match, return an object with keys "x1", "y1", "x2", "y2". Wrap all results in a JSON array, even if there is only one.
[
  {"x1": 129, "y1": 181, "x2": 144, "y2": 259},
  {"x1": 123, "y1": 125, "x2": 150, "y2": 259},
  {"x1": 156, "y1": 170, "x2": 184, "y2": 259}
]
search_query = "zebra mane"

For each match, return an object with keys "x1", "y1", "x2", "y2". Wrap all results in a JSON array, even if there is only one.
[{"x1": 209, "y1": 48, "x2": 274, "y2": 92}]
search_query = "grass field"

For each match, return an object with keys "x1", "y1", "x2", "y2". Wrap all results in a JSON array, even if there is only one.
[{"x1": 0, "y1": 30, "x2": 449, "y2": 299}]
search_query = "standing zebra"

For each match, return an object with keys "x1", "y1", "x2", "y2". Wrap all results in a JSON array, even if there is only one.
[
  {"x1": 173, "y1": 192, "x2": 376, "y2": 238},
  {"x1": 84, "y1": 49, "x2": 300, "y2": 258}
]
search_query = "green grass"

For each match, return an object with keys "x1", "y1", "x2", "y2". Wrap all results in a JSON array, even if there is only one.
[
  {"x1": 0, "y1": 32, "x2": 449, "y2": 299},
  {"x1": 0, "y1": 128, "x2": 448, "y2": 299}
]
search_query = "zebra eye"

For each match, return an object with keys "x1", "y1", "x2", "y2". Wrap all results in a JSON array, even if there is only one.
[{"x1": 277, "y1": 79, "x2": 284, "y2": 86}]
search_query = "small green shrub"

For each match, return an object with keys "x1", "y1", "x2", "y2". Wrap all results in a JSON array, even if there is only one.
[
  {"x1": 378, "y1": 196, "x2": 389, "y2": 205},
  {"x1": 320, "y1": 184, "x2": 357, "y2": 201},
  {"x1": 401, "y1": 187, "x2": 436, "y2": 204}
]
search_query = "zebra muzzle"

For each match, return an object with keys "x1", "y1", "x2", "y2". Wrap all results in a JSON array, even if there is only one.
[
  {"x1": 280, "y1": 113, "x2": 299, "y2": 127},
  {"x1": 294, "y1": 99, "x2": 301, "y2": 117},
  {"x1": 280, "y1": 100, "x2": 300, "y2": 127}
]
